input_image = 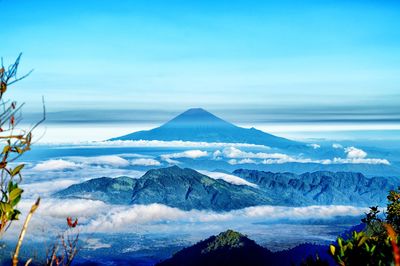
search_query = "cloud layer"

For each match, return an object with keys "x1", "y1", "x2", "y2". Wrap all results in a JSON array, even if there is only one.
[
  {"x1": 13, "y1": 197, "x2": 366, "y2": 234},
  {"x1": 198, "y1": 170, "x2": 258, "y2": 188}
]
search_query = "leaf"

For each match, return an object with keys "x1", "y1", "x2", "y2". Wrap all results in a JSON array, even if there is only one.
[
  {"x1": 11, "y1": 164, "x2": 25, "y2": 176},
  {"x1": 330, "y1": 245, "x2": 336, "y2": 255},
  {"x1": 10, "y1": 209, "x2": 21, "y2": 220},
  {"x1": 370, "y1": 245, "x2": 376, "y2": 253},
  {"x1": 2, "y1": 145, "x2": 10, "y2": 154},
  {"x1": 15, "y1": 147, "x2": 23, "y2": 154},
  {"x1": 358, "y1": 236, "x2": 368, "y2": 247},
  {"x1": 9, "y1": 187, "x2": 23, "y2": 202},
  {"x1": 0, "y1": 202, "x2": 12, "y2": 213},
  {"x1": 0, "y1": 82, "x2": 7, "y2": 93}
]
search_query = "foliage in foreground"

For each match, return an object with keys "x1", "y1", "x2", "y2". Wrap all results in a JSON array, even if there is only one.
[
  {"x1": 0, "y1": 55, "x2": 80, "y2": 265},
  {"x1": 329, "y1": 187, "x2": 400, "y2": 266}
]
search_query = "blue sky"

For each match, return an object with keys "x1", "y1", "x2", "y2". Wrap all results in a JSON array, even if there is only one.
[{"x1": 2, "y1": 0, "x2": 400, "y2": 130}]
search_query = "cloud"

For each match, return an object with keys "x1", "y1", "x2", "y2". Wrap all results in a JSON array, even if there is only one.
[
  {"x1": 219, "y1": 146, "x2": 389, "y2": 165},
  {"x1": 221, "y1": 147, "x2": 287, "y2": 160},
  {"x1": 332, "y1": 157, "x2": 390, "y2": 165},
  {"x1": 332, "y1": 143, "x2": 343, "y2": 149},
  {"x1": 131, "y1": 158, "x2": 161, "y2": 166},
  {"x1": 329, "y1": 146, "x2": 390, "y2": 165},
  {"x1": 10, "y1": 197, "x2": 366, "y2": 236},
  {"x1": 68, "y1": 155, "x2": 130, "y2": 167},
  {"x1": 21, "y1": 179, "x2": 79, "y2": 196},
  {"x1": 213, "y1": 150, "x2": 223, "y2": 160},
  {"x1": 198, "y1": 170, "x2": 258, "y2": 188},
  {"x1": 161, "y1": 150, "x2": 208, "y2": 161},
  {"x1": 345, "y1": 146, "x2": 367, "y2": 159},
  {"x1": 85, "y1": 238, "x2": 112, "y2": 250},
  {"x1": 308, "y1": 144, "x2": 320, "y2": 149},
  {"x1": 59, "y1": 140, "x2": 269, "y2": 149},
  {"x1": 32, "y1": 159, "x2": 80, "y2": 171},
  {"x1": 83, "y1": 203, "x2": 366, "y2": 233},
  {"x1": 228, "y1": 158, "x2": 257, "y2": 165}
]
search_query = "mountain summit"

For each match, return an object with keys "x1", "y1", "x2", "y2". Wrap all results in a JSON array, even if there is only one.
[
  {"x1": 111, "y1": 108, "x2": 302, "y2": 149},
  {"x1": 163, "y1": 108, "x2": 235, "y2": 128}
]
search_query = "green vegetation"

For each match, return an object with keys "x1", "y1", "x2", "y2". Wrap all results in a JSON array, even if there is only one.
[
  {"x1": 204, "y1": 230, "x2": 247, "y2": 252},
  {"x1": 329, "y1": 187, "x2": 400, "y2": 265}
]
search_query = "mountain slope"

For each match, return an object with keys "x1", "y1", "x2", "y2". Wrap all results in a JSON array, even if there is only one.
[
  {"x1": 55, "y1": 166, "x2": 273, "y2": 211},
  {"x1": 233, "y1": 169, "x2": 400, "y2": 206},
  {"x1": 110, "y1": 108, "x2": 303, "y2": 149},
  {"x1": 156, "y1": 230, "x2": 332, "y2": 266},
  {"x1": 156, "y1": 230, "x2": 273, "y2": 266},
  {"x1": 130, "y1": 166, "x2": 273, "y2": 211},
  {"x1": 55, "y1": 167, "x2": 400, "y2": 209},
  {"x1": 54, "y1": 176, "x2": 137, "y2": 204}
]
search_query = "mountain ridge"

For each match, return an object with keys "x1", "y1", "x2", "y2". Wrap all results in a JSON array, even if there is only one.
[{"x1": 55, "y1": 166, "x2": 399, "y2": 210}]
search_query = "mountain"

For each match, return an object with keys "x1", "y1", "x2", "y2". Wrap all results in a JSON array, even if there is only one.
[
  {"x1": 55, "y1": 166, "x2": 400, "y2": 210},
  {"x1": 110, "y1": 108, "x2": 303, "y2": 149},
  {"x1": 156, "y1": 230, "x2": 331, "y2": 266},
  {"x1": 130, "y1": 166, "x2": 274, "y2": 211},
  {"x1": 55, "y1": 166, "x2": 273, "y2": 211},
  {"x1": 233, "y1": 169, "x2": 400, "y2": 206},
  {"x1": 55, "y1": 176, "x2": 136, "y2": 204},
  {"x1": 156, "y1": 230, "x2": 273, "y2": 266}
]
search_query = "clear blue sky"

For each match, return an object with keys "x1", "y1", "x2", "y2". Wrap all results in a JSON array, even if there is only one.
[{"x1": 2, "y1": 0, "x2": 400, "y2": 125}]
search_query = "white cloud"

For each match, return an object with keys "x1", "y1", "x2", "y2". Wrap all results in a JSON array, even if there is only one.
[
  {"x1": 222, "y1": 147, "x2": 288, "y2": 160},
  {"x1": 199, "y1": 170, "x2": 258, "y2": 188},
  {"x1": 32, "y1": 159, "x2": 80, "y2": 171},
  {"x1": 67, "y1": 155, "x2": 130, "y2": 167},
  {"x1": 85, "y1": 238, "x2": 112, "y2": 250},
  {"x1": 8, "y1": 197, "x2": 366, "y2": 236},
  {"x1": 221, "y1": 146, "x2": 389, "y2": 165},
  {"x1": 323, "y1": 146, "x2": 390, "y2": 165},
  {"x1": 332, "y1": 143, "x2": 343, "y2": 149},
  {"x1": 213, "y1": 150, "x2": 223, "y2": 160},
  {"x1": 57, "y1": 140, "x2": 269, "y2": 149},
  {"x1": 345, "y1": 146, "x2": 367, "y2": 159},
  {"x1": 161, "y1": 150, "x2": 208, "y2": 161},
  {"x1": 131, "y1": 158, "x2": 161, "y2": 166},
  {"x1": 308, "y1": 144, "x2": 320, "y2": 149},
  {"x1": 228, "y1": 158, "x2": 257, "y2": 165},
  {"x1": 332, "y1": 157, "x2": 390, "y2": 165},
  {"x1": 83, "y1": 203, "x2": 366, "y2": 233},
  {"x1": 21, "y1": 179, "x2": 80, "y2": 196}
]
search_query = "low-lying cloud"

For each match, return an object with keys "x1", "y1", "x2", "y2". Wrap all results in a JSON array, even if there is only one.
[
  {"x1": 11, "y1": 197, "x2": 367, "y2": 236},
  {"x1": 161, "y1": 150, "x2": 209, "y2": 164},
  {"x1": 198, "y1": 170, "x2": 258, "y2": 188},
  {"x1": 131, "y1": 158, "x2": 161, "y2": 166},
  {"x1": 217, "y1": 146, "x2": 389, "y2": 165},
  {"x1": 66, "y1": 140, "x2": 269, "y2": 149},
  {"x1": 32, "y1": 159, "x2": 80, "y2": 171}
]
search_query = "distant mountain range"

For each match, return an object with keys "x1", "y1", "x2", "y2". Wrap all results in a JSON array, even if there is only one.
[
  {"x1": 156, "y1": 229, "x2": 332, "y2": 266},
  {"x1": 55, "y1": 166, "x2": 399, "y2": 210},
  {"x1": 111, "y1": 108, "x2": 304, "y2": 149},
  {"x1": 234, "y1": 169, "x2": 399, "y2": 206}
]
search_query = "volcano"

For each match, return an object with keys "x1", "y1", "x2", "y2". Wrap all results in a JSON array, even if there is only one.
[{"x1": 111, "y1": 108, "x2": 302, "y2": 149}]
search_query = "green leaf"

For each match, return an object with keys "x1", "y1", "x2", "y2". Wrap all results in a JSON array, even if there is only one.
[
  {"x1": 2, "y1": 145, "x2": 10, "y2": 154},
  {"x1": 9, "y1": 209, "x2": 20, "y2": 220},
  {"x1": 11, "y1": 164, "x2": 24, "y2": 176},
  {"x1": 358, "y1": 236, "x2": 368, "y2": 247},
  {"x1": 9, "y1": 187, "x2": 23, "y2": 202},
  {"x1": 0, "y1": 202, "x2": 12, "y2": 213}
]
